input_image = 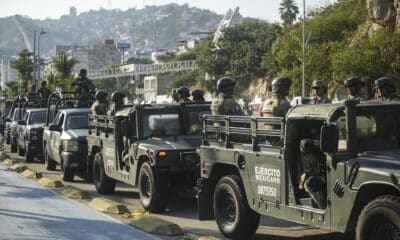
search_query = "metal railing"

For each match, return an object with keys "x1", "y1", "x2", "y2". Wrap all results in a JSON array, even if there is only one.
[{"x1": 87, "y1": 60, "x2": 199, "y2": 79}]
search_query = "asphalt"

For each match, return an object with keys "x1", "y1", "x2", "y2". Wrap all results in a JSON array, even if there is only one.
[{"x1": 0, "y1": 162, "x2": 159, "y2": 240}]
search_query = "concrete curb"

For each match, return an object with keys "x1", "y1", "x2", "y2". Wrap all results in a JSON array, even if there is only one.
[
  {"x1": 9, "y1": 163, "x2": 27, "y2": 172},
  {"x1": 61, "y1": 186, "x2": 91, "y2": 199},
  {"x1": 37, "y1": 176, "x2": 64, "y2": 188},
  {"x1": 128, "y1": 215, "x2": 184, "y2": 236},
  {"x1": 20, "y1": 169, "x2": 42, "y2": 179},
  {"x1": 197, "y1": 236, "x2": 221, "y2": 240},
  {"x1": 88, "y1": 197, "x2": 130, "y2": 214},
  {"x1": 2, "y1": 158, "x2": 15, "y2": 167}
]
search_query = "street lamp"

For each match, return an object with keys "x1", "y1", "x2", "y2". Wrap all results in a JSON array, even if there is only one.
[{"x1": 37, "y1": 29, "x2": 47, "y2": 86}]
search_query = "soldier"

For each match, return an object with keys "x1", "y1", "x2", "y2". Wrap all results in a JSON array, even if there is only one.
[
  {"x1": 171, "y1": 89, "x2": 179, "y2": 103},
  {"x1": 107, "y1": 91, "x2": 126, "y2": 116},
  {"x1": 311, "y1": 80, "x2": 331, "y2": 104},
  {"x1": 262, "y1": 77, "x2": 292, "y2": 118},
  {"x1": 211, "y1": 77, "x2": 243, "y2": 115},
  {"x1": 91, "y1": 90, "x2": 108, "y2": 115},
  {"x1": 37, "y1": 80, "x2": 52, "y2": 107},
  {"x1": 374, "y1": 77, "x2": 400, "y2": 101},
  {"x1": 344, "y1": 76, "x2": 369, "y2": 101},
  {"x1": 177, "y1": 86, "x2": 193, "y2": 103},
  {"x1": 191, "y1": 89, "x2": 205, "y2": 103},
  {"x1": 26, "y1": 84, "x2": 37, "y2": 99},
  {"x1": 72, "y1": 68, "x2": 96, "y2": 106}
]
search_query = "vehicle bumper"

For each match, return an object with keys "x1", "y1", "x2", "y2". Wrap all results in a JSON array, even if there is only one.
[{"x1": 61, "y1": 151, "x2": 87, "y2": 170}]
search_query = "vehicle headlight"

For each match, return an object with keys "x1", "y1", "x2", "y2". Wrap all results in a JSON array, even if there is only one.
[
  {"x1": 62, "y1": 140, "x2": 79, "y2": 152},
  {"x1": 183, "y1": 153, "x2": 198, "y2": 167}
]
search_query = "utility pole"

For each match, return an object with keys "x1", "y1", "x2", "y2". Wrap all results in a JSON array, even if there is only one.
[
  {"x1": 37, "y1": 29, "x2": 47, "y2": 86},
  {"x1": 302, "y1": 0, "x2": 306, "y2": 97}
]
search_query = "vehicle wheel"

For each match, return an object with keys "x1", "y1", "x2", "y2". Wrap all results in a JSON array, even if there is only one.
[
  {"x1": 6, "y1": 135, "x2": 10, "y2": 145},
  {"x1": 214, "y1": 175, "x2": 260, "y2": 240},
  {"x1": 25, "y1": 149, "x2": 34, "y2": 163},
  {"x1": 138, "y1": 162, "x2": 169, "y2": 213},
  {"x1": 11, "y1": 141, "x2": 17, "y2": 153},
  {"x1": 44, "y1": 149, "x2": 56, "y2": 171},
  {"x1": 60, "y1": 158, "x2": 75, "y2": 182},
  {"x1": 93, "y1": 152, "x2": 115, "y2": 194},
  {"x1": 17, "y1": 144, "x2": 24, "y2": 156},
  {"x1": 356, "y1": 195, "x2": 400, "y2": 240}
]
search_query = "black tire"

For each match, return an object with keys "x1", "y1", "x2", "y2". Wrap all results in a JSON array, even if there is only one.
[
  {"x1": 86, "y1": 155, "x2": 94, "y2": 183},
  {"x1": 44, "y1": 148, "x2": 56, "y2": 171},
  {"x1": 17, "y1": 144, "x2": 24, "y2": 156},
  {"x1": 60, "y1": 157, "x2": 75, "y2": 182},
  {"x1": 138, "y1": 162, "x2": 169, "y2": 213},
  {"x1": 6, "y1": 135, "x2": 10, "y2": 145},
  {"x1": 214, "y1": 175, "x2": 260, "y2": 240},
  {"x1": 25, "y1": 149, "x2": 34, "y2": 163},
  {"x1": 93, "y1": 153, "x2": 116, "y2": 194},
  {"x1": 356, "y1": 195, "x2": 400, "y2": 240}
]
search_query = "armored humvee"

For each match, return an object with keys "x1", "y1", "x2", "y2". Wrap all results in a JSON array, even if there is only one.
[
  {"x1": 197, "y1": 100, "x2": 400, "y2": 240},
  {"x1": 87, "y1": 102, "x2": 211, "y2": 213}
]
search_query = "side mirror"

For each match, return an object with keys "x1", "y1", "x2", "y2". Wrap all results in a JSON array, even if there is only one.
[
  {"x1": 18, "y1": 120, "x2": 26, "y2": 125},
  {"x1": 320, "y1": 123, "x2": 338, "y2": 154},
  {"x1": 49, "y1": 124, "x2": 61, "y2": 132}
]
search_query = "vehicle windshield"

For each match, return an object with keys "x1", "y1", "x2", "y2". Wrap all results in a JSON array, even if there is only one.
[
  {"x1": 12, "y1": 109, "x2": 22, "y2": 121},
  {"x1": 143, "y1": 113, "x2": 180, "y2": 138},
  {"x1": 336, "y1": 111, "x2": 398, "y2": 151},
  {"x1": 29, "y1": 111, "x2": 47, "y2": 124},
  {"x1": 66, "y1": 114, "x2": 88, "y2": 129}
]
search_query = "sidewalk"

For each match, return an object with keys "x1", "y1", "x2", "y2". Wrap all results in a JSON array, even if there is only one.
[{"x1": 0, "y1": 163, "x2": 159, "y2": 240}]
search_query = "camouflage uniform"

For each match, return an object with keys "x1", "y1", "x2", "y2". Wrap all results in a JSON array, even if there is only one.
[
  {"x1": 37, "y1": 86, "x2": 52, "y2": 107},
  {"x1": 91, "y1": 100, "x2": 108, "y2": 115},
  {"x1": 375, "y1": 77, "x2": 400, "y2": 101},
  {"x1": 347, "y1": 93, "x2": 369, "y2": 101},
  {"x1": 73, "y1": 69, "x2": 95, "y2": 107},
  {"x1": 311, "y1": 80, "x2": 331, "y2": 104},
  {"x1": 262, "y1": 95, "x2": 291, "y2": 118},
  {"x1": 312, "y1": 96, "x2": 331, "y2": 104},
  {"x1": 211, "y1": 93, "x2": 243, "y2": 115},
  {"x1": 107, "y1": 102, "x2": 122, "y2": 116},
  {"x1": 344, "y1": 77, "x2": 369, "y2": 101}
]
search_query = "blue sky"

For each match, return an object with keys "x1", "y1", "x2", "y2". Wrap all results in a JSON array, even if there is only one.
[{"x1": 0, "y1": 0, "x2": 335, "y2": 22}]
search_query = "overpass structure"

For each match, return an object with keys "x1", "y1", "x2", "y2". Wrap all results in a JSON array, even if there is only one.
[{"x1": 87, "y1": 60, "x2": 199, "y2": 80}]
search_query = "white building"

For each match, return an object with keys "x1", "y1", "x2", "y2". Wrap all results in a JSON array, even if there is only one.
[{"x1": 0, "y1": 55, "x2": 19, "y2": 89}]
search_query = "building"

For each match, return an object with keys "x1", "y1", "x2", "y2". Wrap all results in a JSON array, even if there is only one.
[
  {"x1": 0, "y1": 55, "x2": 19, "y2": 89},
  {"x1": 140, "y1": 75, "x2": 174, "y2": 103},
  {"x1": 53, "y1": 39, "x2": 120, "y2": 74}
]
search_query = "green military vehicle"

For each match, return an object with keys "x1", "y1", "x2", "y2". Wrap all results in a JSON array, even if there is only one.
[
  {"x1": 197, "y1": 100, "x2": 400, "y2": 240},
  {"x1": 87, "y1": 102, "x2": 210, "y2": 212}
]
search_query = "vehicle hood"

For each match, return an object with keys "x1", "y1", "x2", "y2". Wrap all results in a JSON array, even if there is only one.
[
  {"x1": 347, "y1": 149, "x2": 400, "y2": 188},
  {"x1": 61, "y1": 129, "x2": 88, "y2": 140},
  {"x1": 139, "y1": 135, "x2": 202, "y2": 151},
  {"x1": 27, "y1": 123, "x2": 46, "y2": 130}
]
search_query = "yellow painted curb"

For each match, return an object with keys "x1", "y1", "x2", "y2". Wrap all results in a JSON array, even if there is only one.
[
  {"x1": 2, "y1": 158, "x2": 15, "y2": 167},
  {"x1": 9, "y1": 163, "x2": 27, "y2": 172},
  {"x1": 88, "y1": 197, "x2": 130, "y2": 214},
  {"x1": 128, "y1": 215, "x2": 184, "y2": 236},
  {"x1": 198, "y1": 236, "x2": 221, "y2": 240},
  {"x1": 37, "y1": 176, "x2": 64, "y2": 188},
  {"x1": 121, "y1": 209, "x2": 149, "y2": 218},
  {"x1": 21, "y1": 169, "x2": 42, "y2": 179},
  {"x1": 61, "y1": 187, "x2": 91, "y2": 199}
]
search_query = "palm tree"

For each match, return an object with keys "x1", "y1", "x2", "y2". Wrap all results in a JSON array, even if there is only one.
[
  {"x1": 51, "y1": 52, "x2": 78, "y2": 89},
  {"x1": 279, "y1": 0, "x2": 300, "y2": 26}
]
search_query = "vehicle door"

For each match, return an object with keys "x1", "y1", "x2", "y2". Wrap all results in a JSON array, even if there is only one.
[
  {"x1": 50, "y1": 113, "x2": 64, "y2": 162},
  {"x1": 17, "y1": 112, "x2": 28, "y2": 148},
  {"x1": 243, "y1": 118, "x2": 283, "y2": 205}
]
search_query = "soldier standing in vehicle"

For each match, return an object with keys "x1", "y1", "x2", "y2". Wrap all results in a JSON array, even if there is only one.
[
  {"x1": 37, "y1": 81, "x2": 52, "y2": 107},
  {"x1": 171, "y1": 89, "x2": 180, "y2": 103},
  {"x1": 191, "y1": 89, "x2": 205, "y2": 103},
  {"x1": 374, "y1": 77, "x2": 400, "y2": 101},
  {"x1": 91, "y1": 90, "x2": 108, "y2": 115},
  {"x1": 311, "y1": 80, "x2": 331, "y2": 104},
  {"x1": 211, "y1": 77, "x2": 243, "y2": 115},
  {"x1": 27, "y1": 84, "x2": 37, "y2": 99},
  {"x1": 177, "y1": 86, "x2": 193, "y2": 103},
  {"x1": 262, "y1": 77, "x2": 292, "y2": 118},
  {"x1": 344, "y1": 76, "x2": 369, "y2": 101},
  {"x1": 72, "y1": 68, "x2": 96, "y2": 107},
  {"x1": 107, "y1": 91, "x2": 126, "y2": 116}
]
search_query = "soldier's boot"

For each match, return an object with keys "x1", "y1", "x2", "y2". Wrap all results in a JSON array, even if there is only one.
[{"x1": 304, "y1": 176, "x2": 327, "y2": 209}]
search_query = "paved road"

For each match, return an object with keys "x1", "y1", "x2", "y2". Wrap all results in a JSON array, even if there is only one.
[{"x1": 0, "y1": 163, "x2": 158, "y2": 240}]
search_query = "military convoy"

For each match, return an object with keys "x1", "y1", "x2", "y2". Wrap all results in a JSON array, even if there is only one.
[
  {"x1": 197, "y1": 100, "x2": 400, "y2": 240},
  {"x1": 87, "y1": 102, "x2": 210, "y2": 212}
]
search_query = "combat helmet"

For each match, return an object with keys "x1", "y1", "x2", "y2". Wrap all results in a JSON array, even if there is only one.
[
  {"x1": 312, "y1": 80, "x2": 327, "y2": 93},
  {"x1": 271, "y1": 77, "x2": 292, "y2": 94},
  {"x1": 216, "y1": 77, "x2": 236, "y2": 93},
  {"x1": 95, "y1": 90, "x2": 108, "y2": 100},
  {"x1": 177, "y1": 86, "x2": 190, "y2": 97},
  {"x1": 111, "y1": 91, "x2": 126, "y2": 103},
  {"x1": 344, "y1": 76, "x2": 365, "y2": 88},
  {"x1": 192, "y1": 89, "x2": 204, "y2": 98},
  {"x1": 374, "y1": 77, "x2": 396, "y2": 92},
  {"x1": 79, "y1": 68, "x2": 87, "y2": 77}
]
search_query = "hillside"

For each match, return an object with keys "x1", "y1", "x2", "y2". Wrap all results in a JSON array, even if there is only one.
[{"x1": 0, "y1": 3, "x2": 224, "y2": 56}]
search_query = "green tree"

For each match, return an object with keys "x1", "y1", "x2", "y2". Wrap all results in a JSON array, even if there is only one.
[
  {"x1": 51, "y1": 52, "x2": 78, "y2": 89},
  {"x1": 10, "y1": 49, "x2": 34, "y2": 89},
  {"x1": 279, "y1": 0, "x2": 299, "y2": 26},
  {"x1": 126, "y1": 57, "x2": 154, "y2": 64},
  {"x1": 3, "y1": 80, "x2": 22, "y2": 99}
]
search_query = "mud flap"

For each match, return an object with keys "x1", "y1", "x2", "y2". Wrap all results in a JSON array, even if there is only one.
[{"x1": 197, "y1": 178, "x2": 215, "y2": 220}]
